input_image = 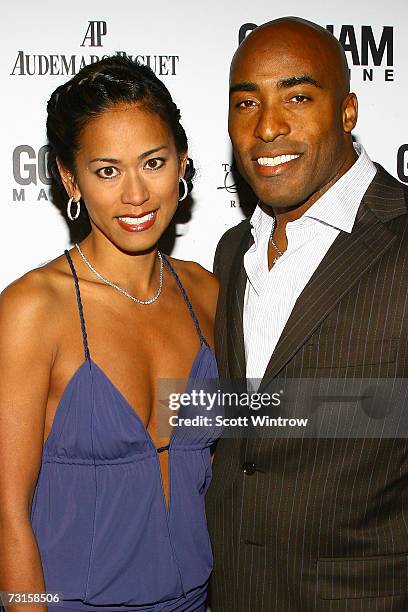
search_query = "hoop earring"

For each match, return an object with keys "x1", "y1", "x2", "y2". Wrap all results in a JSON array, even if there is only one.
[
  {"x1": 67, "y1": 196, "x2": 80, "y2": 221},
  {"x1": 178, "y1": 177, "x2": 188, "y2": 202}
]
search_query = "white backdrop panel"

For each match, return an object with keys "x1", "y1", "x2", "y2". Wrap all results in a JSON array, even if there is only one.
[{"x1": 1, "y1": 0, "x2": 407, "y2": 288}]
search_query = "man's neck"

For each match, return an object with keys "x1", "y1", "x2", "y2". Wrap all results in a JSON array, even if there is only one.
[
  {"x1": 267, "y1": 146, "x2": 358, "y2": 240},
  {"x1": 265, "y1": 145, "x2": 359, "y2": 268}
]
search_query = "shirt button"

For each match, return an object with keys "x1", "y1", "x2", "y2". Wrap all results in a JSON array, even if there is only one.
[{"x1": 242, "y1": 462, "x2": 257, "y2": 475}]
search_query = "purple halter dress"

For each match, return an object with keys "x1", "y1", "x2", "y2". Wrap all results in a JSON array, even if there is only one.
[{"x1": 29, "y1": 251, "x2": 220, "y2": 612}]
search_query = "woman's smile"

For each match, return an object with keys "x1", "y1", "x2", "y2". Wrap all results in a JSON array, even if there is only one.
[{"x1": 116, "y1": 210, "x2": 158, "y2": 232}]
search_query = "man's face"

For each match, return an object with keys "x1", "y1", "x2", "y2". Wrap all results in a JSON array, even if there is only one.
[{"x1": 228, "y1": 25, "x2": 357, "y2": 210}]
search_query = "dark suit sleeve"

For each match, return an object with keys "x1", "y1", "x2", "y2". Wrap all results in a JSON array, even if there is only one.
[
  {"x1": 214, "y1": 222, "x2": 248, "y2": 280},
  {"x1": 213, "y1": 231, "x2": 229, "y2": 279}
]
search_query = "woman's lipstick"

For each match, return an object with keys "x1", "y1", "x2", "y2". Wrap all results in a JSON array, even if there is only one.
[{"x1": 116, "y1": 211, "x2": 157, "y2": 233}]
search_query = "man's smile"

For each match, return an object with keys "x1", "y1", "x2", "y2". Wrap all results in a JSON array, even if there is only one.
[
  {"x1": 251, "y1": 153, "x2": 303, "y2": 177},
  {"x1": 256, "y1": 154, "x2": 301, "y2": 167}
]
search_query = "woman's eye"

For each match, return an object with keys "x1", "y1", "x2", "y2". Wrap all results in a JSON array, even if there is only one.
[
  {"x1": 97, "y1": 166, "x2": 119, "y2": 179},
  {"x1": 145, "y1": 158, "x2": 165, "y2": 170}
]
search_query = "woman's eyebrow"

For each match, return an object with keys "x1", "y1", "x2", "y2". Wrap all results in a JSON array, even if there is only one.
[{"x1": 89, "y1": 146, "x2": 169, "y2": 164}]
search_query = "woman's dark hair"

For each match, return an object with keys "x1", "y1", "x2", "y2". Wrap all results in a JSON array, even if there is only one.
[{"x1": 47, "y1": 55, "x2": 195, "y2": 199}]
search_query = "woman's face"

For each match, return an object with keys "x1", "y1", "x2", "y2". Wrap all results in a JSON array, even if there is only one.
[{"x1": 61, "y1": 102, "x2": 185, "y2": 252}]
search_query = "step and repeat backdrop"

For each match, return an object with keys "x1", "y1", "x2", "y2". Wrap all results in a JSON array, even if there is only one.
[{"x1": 1, "y1": 0, "x2": 407, "y2": 289}]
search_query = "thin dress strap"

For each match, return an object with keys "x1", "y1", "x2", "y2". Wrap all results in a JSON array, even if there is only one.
[
  {"x1": 64, "y1": 250, "x2": 91, "y2": 362},
  {"x1": 162, "y1": 254, "x2": 208, "y2": 347}
]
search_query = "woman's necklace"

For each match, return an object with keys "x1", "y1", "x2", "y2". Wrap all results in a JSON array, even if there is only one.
[{"x1": 74, "y1": 243, "x2": 164, "y2": 305}]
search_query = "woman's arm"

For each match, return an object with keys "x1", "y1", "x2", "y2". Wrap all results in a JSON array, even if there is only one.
[{"x1": 0, "y1": 272, "x2": 55, "y2": 612}]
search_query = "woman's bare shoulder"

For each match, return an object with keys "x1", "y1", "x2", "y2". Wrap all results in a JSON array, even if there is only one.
[
  {"x1": 166, "y1": 257, "x2": 219, "y2": 304},
  {"x1": 0, "y1": 253, "x2": 71, "y2": 323}
]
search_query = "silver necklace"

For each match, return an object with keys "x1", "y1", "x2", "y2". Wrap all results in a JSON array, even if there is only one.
[
  {"x1": 74, "y1": 243, "x2": 164, "y2": 305},
  {"x1": 269, "y1": 217, "x2": 284, "y2": 264}
]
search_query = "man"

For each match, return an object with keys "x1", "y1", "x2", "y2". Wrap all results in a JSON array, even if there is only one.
[{"x1": 206, "y1": 17, "x2": 408, "y2": 611}]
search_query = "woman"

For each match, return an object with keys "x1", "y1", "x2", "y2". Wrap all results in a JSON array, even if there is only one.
[{"x1": 0, "y1": 56, "x2": 219, "y2": 611}]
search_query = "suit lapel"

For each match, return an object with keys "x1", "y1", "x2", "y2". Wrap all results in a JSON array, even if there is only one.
[
  {"x1": 225, "y1": 228, "x2": 253, "y2": 379},
  {"x1": 258, "y1": 167, "x2": 406, "y2": 389}
]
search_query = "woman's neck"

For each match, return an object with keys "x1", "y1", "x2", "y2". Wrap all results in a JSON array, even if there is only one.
[{"x1": 78, "y1": 231, "x2": 160, "y2": 297}]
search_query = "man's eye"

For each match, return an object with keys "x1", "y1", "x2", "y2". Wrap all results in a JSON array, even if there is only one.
[
  {"x1": 96, "y1": 166, "x2": 119, "y2": 179},
  {"x1": 145, "y1": 158, "x2": 165, "y2": 170},
  {"x1": 290, "y1": 95, "x2": 309, "y2": 104},
  {"x1": 236, "y1": 99, "x2": 257, "y2": 109}
]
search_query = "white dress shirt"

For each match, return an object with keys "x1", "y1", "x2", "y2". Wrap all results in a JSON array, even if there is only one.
[{"x1": 243, "y1": 144, "x2": 377, "y2": 385}]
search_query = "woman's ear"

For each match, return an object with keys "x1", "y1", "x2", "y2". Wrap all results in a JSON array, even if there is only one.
[
  {"x1": 179, "y1": 154, "x2": 188, "y2": 179},
  {"x1": 56, "y1": 159, "x2": 82, "y2": 201}
]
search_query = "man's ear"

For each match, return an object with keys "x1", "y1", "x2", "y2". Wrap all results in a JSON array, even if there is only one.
[
  {"x1": 343, "y1": 93, "x2": 358, "y2": 134},
  {"x1": 56, "y1": 159, "x2": 81, "y2": 200}
]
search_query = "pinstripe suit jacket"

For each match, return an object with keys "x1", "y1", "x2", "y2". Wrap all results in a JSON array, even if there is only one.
[{"x1": 206, "y1": 165, "x2": 408, "y2": 611}]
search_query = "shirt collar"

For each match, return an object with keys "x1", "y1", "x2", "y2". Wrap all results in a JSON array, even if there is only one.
[
  {"x1": 249, "y1": 143, "x2": 377, "y2": 239},
  {"x1": 248, "y1": 204, "x2": 274, "y2": 249}
]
